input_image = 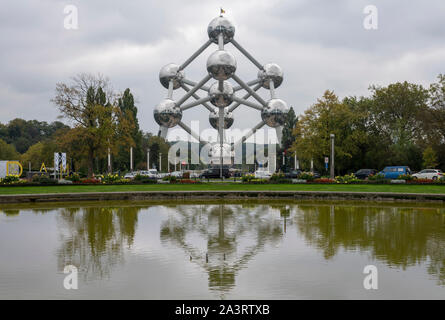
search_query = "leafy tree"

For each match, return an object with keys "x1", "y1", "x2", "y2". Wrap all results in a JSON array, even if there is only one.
[
  {"x1": 0, "y1": 138, "x2": 20, "y2": 160},
  {"x1": 278, "y1": 107, "x2": 298, "y2": 171},
  {"x1": 291, "y1": 91, "x2": 368, "y2": 174},
  {"x1": 423, "y1": 147, "x2": 439, "y2": 169},
  {"x1": 53, "y1": 74, "x2": 135, "y2": 177},
  {"x1": 20, "y1": 141, "x2": 58, "y2": 171},
  {"x1": 114, "y1": 89, "x2": 143, "y2": 171},
  {"x1": 146, "y1": 136, "x2": 170, "y2": 172},
  {"x1": 0, "y1": 119, "x2": 69, "y2": 153}
]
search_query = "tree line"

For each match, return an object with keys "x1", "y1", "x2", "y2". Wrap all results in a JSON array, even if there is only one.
[
  {"x1": 1, "y1": 73, "x2": 444, "y2": 176},
  {"x1": 0, "y1": 74, "x2": 170, "y2": 177},
  {"x1": 285, "y1": 74, "x2": 445, "y2": 174}
]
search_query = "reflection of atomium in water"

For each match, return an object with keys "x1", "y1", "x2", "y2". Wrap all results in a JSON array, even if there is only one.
[
  {"x1": 154, "y1": 13, "x2": 289, "y2": 169},
  {"x1": 160, "y1": 203, "x2": 288, "y2": 298}
]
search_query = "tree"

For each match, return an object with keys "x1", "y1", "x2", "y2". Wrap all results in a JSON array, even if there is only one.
[
  {"x1": 0, "y1": 119, "x2": 69, "y2": 153},
  {"x1": 114, "y1": 89, "x2": 143, "y2": 171},
  {"x1": 20, "y1": 141, "x2": 58, "y2": 171},
  {"x1": 281, "y1": 107, "x2": 297, "y2": 150},
  {"x1": 146, "y1": 136, "x2": 170, "y2": 172},
  {"x1": 53, "y1": 74, "x2": 135, "y2": 177},
  {"x1": 0, "y1": 138, "x2": 20, "y2": 160},
  {"x1": 278, "y1": 107, "x2": 298, "y2": 171},
  {"x1": 291, "y1": 91, "x2": 367, "y2": 174},
  {"x1": 423, "y1": 147, "x2": 439, "y2": 169}
]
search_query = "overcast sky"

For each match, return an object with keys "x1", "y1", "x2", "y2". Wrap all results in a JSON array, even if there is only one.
[{"x1": 0, "y1": 0, "x2": 444, "y2": 135}]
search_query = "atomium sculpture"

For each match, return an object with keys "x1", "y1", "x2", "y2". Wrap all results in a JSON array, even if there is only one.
[{"x1": 154, "y1": 14, "x2": 289, "y2": 168}]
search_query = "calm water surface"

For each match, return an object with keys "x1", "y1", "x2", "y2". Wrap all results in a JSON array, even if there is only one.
[{"x1": 0, "y1": 200, "x2": 444, "y2": 299}]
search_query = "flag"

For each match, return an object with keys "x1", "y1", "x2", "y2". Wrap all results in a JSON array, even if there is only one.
[{"x1": 220, "y1": 8, "x2": 226, "y2": 15}]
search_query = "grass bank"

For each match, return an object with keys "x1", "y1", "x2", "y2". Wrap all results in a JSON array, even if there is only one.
[{"x1": 0, "y1": 183, "x2": 444, "y2": 195}]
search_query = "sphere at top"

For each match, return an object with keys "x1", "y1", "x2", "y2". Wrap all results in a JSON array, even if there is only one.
[
  {"x1": 258, "y1": 63, "x2": 283, "y2": 89},
  {"x1": 209, "y1": 110, "x2": 234, "y2": 129},
  {"x1": 207, "y1": 50, "x2": 237, "y2": 80},
  {"x1": 207, "y1": 16, "x2": 235, "y2": 44},
  {"x1": 261, "y1": 99, "x2": 289, "y2": 128},
  {"x1": 208, "y1": 81, "x2": 234, "y2": 107},
  {"x1": 159, "y1": 63, "x2": 184, "y2": 90},
  {"x1": 154, "y1": 99, "x2": 182, "y2": 128}
]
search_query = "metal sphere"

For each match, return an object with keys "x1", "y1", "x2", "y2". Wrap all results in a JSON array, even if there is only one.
[
  {"x1": 258, "y1": 63, "x2": 283, "y2": 89},
  {"x1": 261, "y1": 99, "x2": 289, "y2": 128},
  {"x1": 209, "y1": 110, "x2": 234, "y2": 129},
  {"x1": 207, "y1": 16, "x2": 235, "y2": 44},
  {"x1": 208, "y1": 81, "x2": 234, "y2": 107},
  {"x1": 207, "y1": 50, "x2": 237, "y2": 81},
  {"x1": 159, "y1": 63, "x2": 184, "y2": 89},
  {"x1": 210, "y1": 143, "x2": 232, "y2": 157},
  {"x1": 153, "y1": 99, "x2": 182, "y2": 128}
]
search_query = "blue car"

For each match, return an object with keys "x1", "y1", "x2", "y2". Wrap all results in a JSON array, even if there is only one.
[{"x1": 378, "y1": 166, "x2": 412, "y2": 179}]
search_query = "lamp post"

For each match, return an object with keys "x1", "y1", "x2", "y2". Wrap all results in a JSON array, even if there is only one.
[
  {"x1": 147, "y1": 148, "x2": 150, "y2": 170},
  {"x1": 159, "y1": 153, "x2": 162, "y2": 173},
  {"x1": 330, "y1": 134, "x2": 335, "y2": 179},
  {"x1": 130, "y1": 147, "x2": 133, "y2": 172}
]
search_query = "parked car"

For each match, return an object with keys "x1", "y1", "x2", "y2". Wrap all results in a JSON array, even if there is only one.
[
  {"x1": 412, "y1": 169, "x2": 443, "y2": 180},
  {"x1": 378, "y1": 166, "x2": 411, "y2": 179},
  {"x1": 200, "y1": 167, "x2": 231, "y2": 179},
  {"x1": 170, "y1": 171, "x2": 183, "y2": 178},
  {"x1": 254, "y1": 169, "x2": 273, "y2": 179},
  {"x1": 354, "y1": 169, "x2": 378, "y2": 180},
  {"x1": 124, "y1": 172, "x2": 138, "y2": 179},
  {"x1": 284, "y1": 170, "x2": 302, "y2": 179}
]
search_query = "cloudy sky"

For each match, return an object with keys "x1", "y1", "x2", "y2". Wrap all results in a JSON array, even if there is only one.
[{"x1": 0, "y1": 0, "x2": 444, "y2": 135}]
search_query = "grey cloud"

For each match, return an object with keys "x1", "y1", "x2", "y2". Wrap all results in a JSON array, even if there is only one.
[{"x1": 0, "y1": 0, "x2": 444, "y2": 134}]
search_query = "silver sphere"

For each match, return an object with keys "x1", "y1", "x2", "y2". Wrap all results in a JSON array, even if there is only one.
[
  {"x1": 208, "y1": 81, "x2": 234, "y2": 107},
  {"x1": 209, "y1": 110, "x2": 234, "y2": 129},
  {"x1": 258, "y1": 63, "x2": 283, "y2": 89},
  {"x1": 210, "y1": 143, "x2": 232, "y2": 158},
  {"x1": 207, "y1": 16, "x2": 235, "y2": 44},
  {"x1": 159, "y1": 63, "x2": 184, "y2": 89},
  {"x1": 207, "y1": 50, "x2": 237, "y2": 80},
  {"x1": 261, "y1": 99, "x2": 289, "y2": 128},
  {"x1": 154, "y1": 99, "x2": 182, "y2": 128}
]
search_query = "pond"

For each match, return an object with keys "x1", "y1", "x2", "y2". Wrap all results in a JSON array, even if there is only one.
[{"x1": 0, "y1": 200, "x2": 444, "y2": 299}]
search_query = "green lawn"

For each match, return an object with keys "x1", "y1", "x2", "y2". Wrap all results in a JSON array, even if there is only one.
[{"x1": 0, "y1": 183, "x2": 444, "y2": 195}]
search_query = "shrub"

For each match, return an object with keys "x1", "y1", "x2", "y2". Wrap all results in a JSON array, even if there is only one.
[
  {"x1": 66, "y1": 173, "x2": 81, "y2": 183},
  {"x1": 298, "y1": 172, "x2": 315, "y2": 181},
  {"x1": 368, "y1": 173, "x2": 385, "y2": 181},
  {"x1": 32, "y1": 175, "x2": 57, "y2": 185},
  {"x1": 163, "y1": 175, "x2": 177, "y2": 183},
  {"x1": 80, "y1": 178, "x2": 101, "y2": 184},
  {"x1": 1, "y1": 175, "x2": 20, "y2": 184},
  {"x1": 335, "y1": 174, "x2": 361, "y2": 184},
  {"x1": 178, "y1": 179, "x2": 200, "y2": 184},
  {"x1": 407, "y1": 178, "x2": 441, "y2": 184},
  {"x1": 242, "y1": 174, "x2": 255, "y2": 183},
  {"x1": 182, "y1": 172, "x2": 190, "y2": 179},
  {"x1": 139, "y1": 177, "x2": 157, "y2": 184},
  {"x1": 269, "y1": 173, "x2": 291, "y2": 184},
  {"x1": 398, "y1": 174, "x2": 413, "y2": 181},
  {"x1": 100, "y1": 173, "x2": 121, "y2": 184}
]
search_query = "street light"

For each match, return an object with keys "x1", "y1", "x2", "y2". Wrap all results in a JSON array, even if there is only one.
[
  {"x1": 147, "y1": 148, "x2": 150, "y2": 170},
  {"x1": 159, "y1": 153, "x2": 162, "y2": 173},
  {"x1": 130, "y1": 147, "x2": 133, "y2": 172},
  {"x1": 330, "y1": 134, "x2": 335, "y2": 179}
]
